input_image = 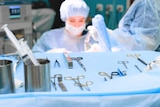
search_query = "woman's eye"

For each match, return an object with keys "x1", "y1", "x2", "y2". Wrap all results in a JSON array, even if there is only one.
[
  {"x1": 69, "y1": 20, "x2": 75, "y2": 23},
  {"x1": 79, "y1": 20, "x2": 84, "y2": 23}
]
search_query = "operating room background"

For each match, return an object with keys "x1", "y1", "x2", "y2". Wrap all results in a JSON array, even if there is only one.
[
  {"x1": 32, "y1": 0, "x2": 135, "y2": 29},
  {"x1": 0, "y1": 0, "x2": 134, "y2": 54}
]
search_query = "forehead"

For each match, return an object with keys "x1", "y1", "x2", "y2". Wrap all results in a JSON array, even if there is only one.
[{"x1": 68, "y1": 16, "x2": 85, "y2": 20}]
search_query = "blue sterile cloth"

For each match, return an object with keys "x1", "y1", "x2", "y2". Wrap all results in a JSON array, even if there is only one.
[{"x1": 0, "y1": 51, "x2": 160, "y2": 107}]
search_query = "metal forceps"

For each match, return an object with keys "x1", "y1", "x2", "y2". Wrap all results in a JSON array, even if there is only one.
[
  {"x1": 74, "y1": 81, "x2": 93, "y2": 91},
  {"x1": 98, "y1": 72, "x2": 111, "y2": 81},
  {"x1": 50, "y1": 75, "x2": 57, "y2": 91},
  {"x1": 111, "y1": 68, "x2": 126, "y2": 79},
  {"x1": 64, "y1": 75, "x2": 85, "y2": 90},
  {"x1": 71, "y1": 57, "x2": 86, "y2": 72},
  {"x1": 118, "y1": 61, "x2": 129, "y2": 69},
  {"x1": 51, "y1": 74, "x2": 67, "y2": 91}
]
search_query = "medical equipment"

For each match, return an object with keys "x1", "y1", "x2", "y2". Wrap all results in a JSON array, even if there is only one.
[
  {"x1": 0, "y1": 59, "x2": 15, "y2": 94},
  {"x1": 74, "y1": 81, "x2": 93, "y2": 91},
  {"x1": 98, "y1": 72, "x2": 111, "y2": 81},
  {"x1": 127, "y1": 54, "x2": 148, "y2": 66},
  {"x1": 118, "y1": 61, "x2": 129, "y2": 69},
  {"x1": 137, "y1": 57, "x2": 148, "y2": 66},
  {"x1": 71, "y1": 57, "x2": 86, "y2": 72},
  {"x1": 54, "y1": 59, "x2": 60, "y2": 68},
  {"x1": 0, "y1": 2, "x2": 33, "y2": 54},
  {"x1": 63, "y1": 52, "x2": 73, "y2": 69},
  {"x1": 134, "y1": 65, "x2": 143, "y2": 73},
  {"x1": 1, "y1": 24, "x2": 39, "y2": 65},
  {"x1": 126, "y1": 54, "x2": 141, "y2": 58},
  {"x1": 134, "y1": 54, "x2": 148, "y2": 66},
  {"x1": 111, "y1": 68, "x2": 126, "y2": 79},
  {"x1": 56, "y1": 74, "x2": 67, "y2": 91},
  {"x1": 85, "y1": 14, "x2": 111, "y2": 52},
  {"x1": 51, "y1": 75, "x2": 57, "y2": 91},
  {"x1": 50, "y1": 79, "x2": 57, "y2": 91},
  {"x1": 51, "y1": 74, "x2": 67, "y2": 91},
  {"x1": 64, "y1": 75, "x2": 85, "y2": 91}
]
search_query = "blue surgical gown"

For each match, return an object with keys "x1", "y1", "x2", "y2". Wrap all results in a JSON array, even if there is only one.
[
  {"x1": 32, "y1": 27, "x2": 88, "y2": 53},
  {"x1": 109, "y1": 0, "x2": 160, "y2": 51}
]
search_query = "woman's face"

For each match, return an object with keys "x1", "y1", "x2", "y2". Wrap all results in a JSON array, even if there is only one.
[{"x1": 66, "y1": 16, "x2": 86, "y2": 27}]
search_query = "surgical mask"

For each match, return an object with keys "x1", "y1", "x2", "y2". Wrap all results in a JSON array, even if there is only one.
[{"x1": 65, "y1": 22, "x2": 85, "y2": 37}]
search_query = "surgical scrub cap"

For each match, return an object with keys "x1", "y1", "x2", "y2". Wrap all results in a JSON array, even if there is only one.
[{"x1": 60, "y1": 0, "x2": 90, "y2": 22}]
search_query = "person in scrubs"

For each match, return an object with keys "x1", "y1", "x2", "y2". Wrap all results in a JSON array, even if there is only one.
[
  {"x1": 108, "y1": 0, "x2": 160, "y2": 51},
  {"x1": 32, "y1": 0, "x2": 91, "y2": 53}
]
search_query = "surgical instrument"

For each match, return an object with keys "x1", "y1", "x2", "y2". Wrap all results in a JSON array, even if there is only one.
[
  {"x1": 134, "y1": 65, "x2": 143, "y2": 73},
  {"x1": 50, "y1": 79, "x2": 57, "y2": 91},
  {"x1": 64, "y1": 75, "x2": 85, "y2": 91},
  {"x1": 54, "y1": 59, "x2": 60, "y2": 68},
  {"x1": 54, "y1": 74, "x2": 67, "y2": 91},
  {"x1": 134, "y1": 54, "x2": 148, "y2": 66},
  {"x1": 127, "y1": 54, "x2": 141, "y2": 58},
  {"x1": 111, "y1": 68, "x2": 126, "y2": 79},
  {"x1": 127, "y1": 54, "x2": 147, "y2": 66},
  {"x1": 71, "y1": 57, "x2": 86, "y2": 72},
  {"x1": 137, "y1": 57, "x2": 148, "y2": 66},
  {"x1": 98, "y1": 72, "x2": 111, "y2": 81},
  {"x1": 57, "y1": 74, "x2": 67, "y2": 91},
  {"x1": 63, "y1": 52, "x2": 73, "y2": 69},
  {"x1": 1, "y1": 24, "x2": 40, "y2": 66},
  {"x1": 51, "y1": 76, "x2": 57, "y2": 91},
  {"x1": 118, "y1": 61, "x2": 129, "y2": 69},
  {"x1": 74, "y1": 81, "x2": 93, "y2": 91}
]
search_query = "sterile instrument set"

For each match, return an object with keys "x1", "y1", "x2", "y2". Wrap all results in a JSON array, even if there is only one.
[
  {"x1": 1, "y1": 0, "x2": 160, "y2": 106},
  {"x1": 0, "y1": 23, "x2": 160, "y2": 93}
]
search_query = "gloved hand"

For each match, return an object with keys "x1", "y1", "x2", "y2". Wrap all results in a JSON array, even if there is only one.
[
  {"x1": 85, "y1": 43, "x2": 102, "y2": 52},
  {"x1": 92, "y1": 14, "x2": 111, "y2": 51},
  {"x1": 46, "y1": 48, "x2": 71, "y2": 53}
]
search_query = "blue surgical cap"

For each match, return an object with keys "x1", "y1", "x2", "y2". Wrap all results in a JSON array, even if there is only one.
[{"x1": 60, "y1": 0, "x2": 90, "y2": 22}]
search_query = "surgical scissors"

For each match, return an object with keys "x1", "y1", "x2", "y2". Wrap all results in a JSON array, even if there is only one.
[
  {"x1": 98, "y1": 72, "x2": 111, "y2": 81},
  {"x1": 118, "y1": 61, "x2": 129, "y2": 69},
  {"x1": 64, "y1": 75, "x2": 85, "y2": 90}
]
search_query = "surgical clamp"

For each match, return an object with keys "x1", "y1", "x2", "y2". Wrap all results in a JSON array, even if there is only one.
[
  {"x1": 71, "y1": 57, "x2": 86, "y2": 72},
  {"x1": 111, "y1": 68, "x2": 126, "y2": 79},
  {"x1": 98, "y1": 72, "x2": 111, "y2": 81},
  {"x1": 118, "y1": 61, "x2": 129, "y2": 69},
  {"x1": 74, "y1": 81, "x2": 93, "y2": 91},
  {"x1": 64, "y1": 75, "x2": 85, "y2": 90},
  {"x1": 127, "y1": 54, "x2": 147, "y2": 66},
  {"x1": 51, "y1": 76, "x2": 57, "y2": 91}
]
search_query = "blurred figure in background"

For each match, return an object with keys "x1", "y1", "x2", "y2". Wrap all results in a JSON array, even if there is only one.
[
  {"x1": 49, "y1": 0, "x2": 65, "y2": 29},
  {"x1": 108, "y1": 0, "x2": 160, "y2": 51}
]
